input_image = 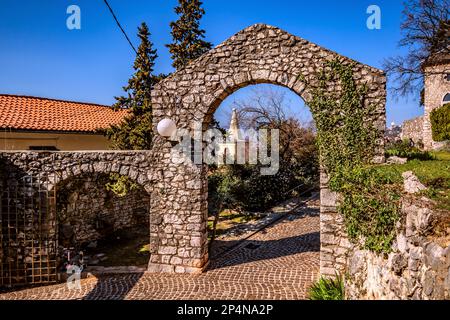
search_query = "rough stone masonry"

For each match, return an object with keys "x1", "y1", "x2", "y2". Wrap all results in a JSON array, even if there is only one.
[
  {"x1": 0, "y1": 24, "x2": 386, "y2": 278},
  {"x1": 346, "y1": 173, "x2": 450, "y2": 300},
  {"x1": 150, "y1": 23, "x2": 386, "y2": 276}
]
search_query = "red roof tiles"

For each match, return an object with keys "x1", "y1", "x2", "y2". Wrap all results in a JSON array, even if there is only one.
[{"x1": 0, "y1": 94, "x2": 130, "y2": 133}]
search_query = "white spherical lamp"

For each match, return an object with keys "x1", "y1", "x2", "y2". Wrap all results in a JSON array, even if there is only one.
[{"x1": 157, "y1": 118, "x2": 177, "y2": 137}]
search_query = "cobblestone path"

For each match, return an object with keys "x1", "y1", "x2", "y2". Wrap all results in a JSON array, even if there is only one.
[{"x1": 0, "y1": 201, "x2": 319, "y2": 300}]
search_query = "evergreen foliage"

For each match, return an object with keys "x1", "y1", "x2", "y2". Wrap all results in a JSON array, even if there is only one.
[
  {"x1": 167, "y1": 0, "x2": 212, "y2": 70},
  {"x1": 102, "y1": 22, "x2": 162, "y2": 150},
  {"x1": 309, "y1": 274, "x2": 345, "y2": 300},
  {"x1": 431, "y1": 103, "x2": 450, "y2": 142}
]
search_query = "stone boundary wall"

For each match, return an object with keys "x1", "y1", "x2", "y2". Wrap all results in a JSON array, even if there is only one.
[
  {"x1": 401, "y1": 116, "x2": 424, "y2": 146},
  {"x1": 346, "y1": 195, "x2": 449, "y2": 300},
  {"x1": 0, "y1": 149, "x2": 212, "y2": 274},
  {"x1": 0, "y1": 151, "x2": 160, "y2": 275}
]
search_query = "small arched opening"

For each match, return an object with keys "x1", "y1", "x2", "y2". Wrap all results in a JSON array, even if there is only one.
[{"x1": 55, "y1": 172, "x2": 151, "y2": 271}]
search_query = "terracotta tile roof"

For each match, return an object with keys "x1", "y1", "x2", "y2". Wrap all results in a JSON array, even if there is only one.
[{"x1": 0, "y1": 94, "x2": 130, "y2": 133}]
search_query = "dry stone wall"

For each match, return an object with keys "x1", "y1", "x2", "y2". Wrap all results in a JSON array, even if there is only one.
[
  {"x1": 401, "y1": 116, "x2": 424, "y2": 146},
  {"x1": 346, "y1": 186, "x2": 450, "y2": 299},
  {"x1": 0, "y1": 148, "x2": 210, "y2": 275},
  {"x1": 0, "y1": 150, "x2": 160, "y2": 277}
]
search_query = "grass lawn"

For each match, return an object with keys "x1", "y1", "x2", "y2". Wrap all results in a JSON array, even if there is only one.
[{"x1": 375, "y1": 151, "x2": 450, "y2": 211}]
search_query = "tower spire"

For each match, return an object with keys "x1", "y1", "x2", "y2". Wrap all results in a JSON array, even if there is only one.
[{"x1": 228, "y1": 108, "x2": 241, "y2": 141}]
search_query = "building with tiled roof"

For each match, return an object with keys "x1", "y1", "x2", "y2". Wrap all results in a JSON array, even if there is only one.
[{"x1": 0, "y1": 94, "x2": 130, "y2": 151}]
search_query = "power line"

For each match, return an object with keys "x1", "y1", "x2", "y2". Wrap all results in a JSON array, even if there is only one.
[{"x1": 102, "y1": 0, "x2": 137, "y2": 54}]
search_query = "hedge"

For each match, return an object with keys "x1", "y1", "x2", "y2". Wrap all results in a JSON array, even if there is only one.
[{"x1": 431, "y1": 103, "x2": 450, "y2": 142}]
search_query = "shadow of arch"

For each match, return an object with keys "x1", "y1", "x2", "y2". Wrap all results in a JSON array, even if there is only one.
[
  {"x1": 81, "y1": 272, "x2": 145, "y2": 300},
  {"x1": 209, "y1": 212, "x2": 320, "y2": 270},
  {"x1": 210, "y1": 231, "x2": 320, "y2": 270}
]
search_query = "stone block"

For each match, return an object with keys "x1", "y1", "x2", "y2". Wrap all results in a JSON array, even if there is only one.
[
  {"x1": 320, "y1": 188, "x2": 337, "y2": 207},
  {"x1": 158, "y1": 246, "x2": 177, "y2": 255}
]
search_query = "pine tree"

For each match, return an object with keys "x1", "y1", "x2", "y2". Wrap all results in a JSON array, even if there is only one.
[
  {"x1": 167, "y1": 0, "x2": 212, "y2": 70},
  {"x1": 103, "y1": 22, "x2": 161, "y2": 150}
]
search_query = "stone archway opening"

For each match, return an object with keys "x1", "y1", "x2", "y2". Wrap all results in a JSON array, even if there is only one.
[
  {"x1": 207, "y1": 83, "x2": 320, "y2": 261},
  {"x1": 56, "y1": 172, "x2": 151, "y2": 271}
]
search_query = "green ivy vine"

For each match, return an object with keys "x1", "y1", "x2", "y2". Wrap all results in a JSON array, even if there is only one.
[{"x1": 306, "y1": 59, "x2": 401, "y2": 253}]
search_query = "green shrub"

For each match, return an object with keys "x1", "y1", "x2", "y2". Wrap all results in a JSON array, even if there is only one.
[
  {"x1": 309, "y1": 274, "x2": 345, "y2": 300},
  {"x1": 430, "y1": 103, "x2": 450, "y2": 142},
  {"x1": 330, "y1": 166, "x2": 401, "y2": 253},
  {"x1": 208, "y1": 161, "x2": 318, "y2": 213},
  {"x1": 385, "y1": 140, "x2": 434, "y2": 161}
]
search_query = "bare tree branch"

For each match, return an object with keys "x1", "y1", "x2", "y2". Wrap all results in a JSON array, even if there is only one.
[
  {"x1": 230, "y1": 87, "x2": 316, "y2": 161},
  {"x1": 383, "y1": 0, "x2": 449, "y2": 101}
]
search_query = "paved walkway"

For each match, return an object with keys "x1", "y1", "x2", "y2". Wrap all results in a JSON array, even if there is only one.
[{"x1": 0, "y1": 200, "x2": 319, "y2": 300}]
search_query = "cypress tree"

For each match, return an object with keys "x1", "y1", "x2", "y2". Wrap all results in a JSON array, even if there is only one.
[
  {"x1": 167, "y1": 0, "x2": 222, "y2": 130},
  {"x1": 103, "y1": 22, "x2": 161, "y2": 150},
  {"x1": 167, "y1": 0, "x2": 212, "y2": 70}
]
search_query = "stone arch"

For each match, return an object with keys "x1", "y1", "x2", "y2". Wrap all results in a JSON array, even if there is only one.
[
  {"x1": 0, "y1": 150, "x2": 159, "y2": 276},
  {"x1": 150, "y1": 24, "x2": 386, "y2": 276},
  {"x1": 46, "y1": 152, "x2": 153, "y2": 194},
  {"x1": 152, "y1": 24, "x2": 385, "y2": 133},
  {"x1": 0, "y1": 151, "x2": 154, "y2": 193},
  {"x1": 53, "y1": 160, "x2": 152, "y2": 194}
]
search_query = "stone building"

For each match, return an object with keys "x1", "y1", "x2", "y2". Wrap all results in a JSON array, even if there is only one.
[
  {"x1": 401, "y1": 51, "x2": 450, "y2": 150},
  {"x1": 422, "y1": 49, "x2": 450, "y2": 150}
]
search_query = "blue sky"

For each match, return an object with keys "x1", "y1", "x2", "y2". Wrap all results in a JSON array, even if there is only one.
[{"x1": 0, "y1": 0, "x2": 423, "y2": 126}]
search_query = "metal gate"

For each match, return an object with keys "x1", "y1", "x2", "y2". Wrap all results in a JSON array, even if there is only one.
[{"x1": 0, "y1": 173, "x2": 58, "y2": 288}]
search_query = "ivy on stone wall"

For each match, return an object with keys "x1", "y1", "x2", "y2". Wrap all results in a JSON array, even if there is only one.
[{"x1": 307, "y1": 59, "x2": 401, "y2": 253}]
